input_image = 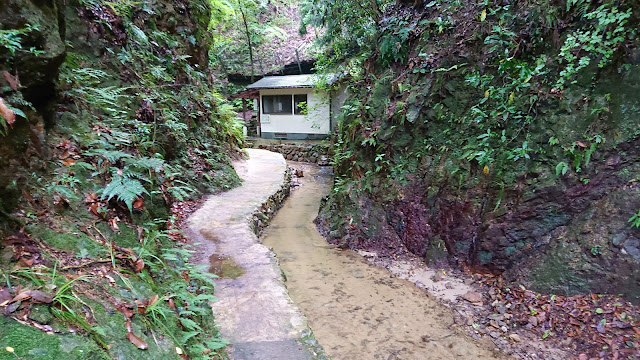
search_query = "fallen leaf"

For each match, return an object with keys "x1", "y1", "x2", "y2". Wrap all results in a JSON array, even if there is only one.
[
  {"x1": 508, "y1": 334, "x2": 522, "y2": 342},
  {"x1": 11, "y1": 291, "x2": 32, "y2": 303},
  {"x1": 18, "y1": 255, "x2": 34, "y2": 267},
  {"x1": 126, "y1": 332, "x2": 148, "y2": 350},
  {"x1": 0, "y1": 97, "x2": 16, "y2": 127},
  {"x1": 109, "y1": 217, "x2": 120, "y2": 232},
  {"x1": 461, "y1": 290, "x2": 483, "y2": 304},
  {"x1": 62, "y1": 158, "x2": 76, "y2": 166},
  {"x1": 148, "y1": 294, "x2": 159, "y2": 307},
  {"x1": 137, "y1": 227, "x2": 144, "y2": 242},
  {"x1": 577, "y1": 141, "x2": 587, "y2": 148},
  {"x1": 134, "y1": 259, "x2": 144, "y2": 273},
  {"x1": 136, "y1": 300, "x2": 146, "y2": 314},
  {"x1": 116, "y1": 304, "x2": 135, "y2": 319},
  {"x1": 133, "y1": 198, "x2": 144, "y2": 210},
  {"x1": 85, "y1": 192, "x2": 98, "y2": 203},
  {"x1": 88, "y1": 203, "x2": 100, "y2": 215},
  {"x1": 29, "y1": 290, "x2": 53, "y2": 303},
  {"x1": 10, "y1": 289, "x2": 52, "y2": 304},
  {"x1": 2, "y1": 71, "x2": 18, "y2": 91},
  {"x1": 125, "y1": 319, "x2": 133, "y2": 333}
]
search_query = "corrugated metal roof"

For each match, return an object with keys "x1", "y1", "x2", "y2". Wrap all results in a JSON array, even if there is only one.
[{"x1": 246, "y1": 74, "x2": 336, "y2": 89}]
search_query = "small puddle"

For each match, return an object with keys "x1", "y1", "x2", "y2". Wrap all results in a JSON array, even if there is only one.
[
  {"x1": 262, "y1": 163, "x2": 504, "y2": 360},
  {"x1": 208, "y1": 254, "x2": 244, "y2": 279}
]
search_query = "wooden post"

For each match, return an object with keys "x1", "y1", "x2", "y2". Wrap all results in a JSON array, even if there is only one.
[
  {"x1": 256, "y1": 96, "x2": 261, "y2": 138},
  {"x1": 242, "y1": 98, "x2": 248, "y2": 122}
]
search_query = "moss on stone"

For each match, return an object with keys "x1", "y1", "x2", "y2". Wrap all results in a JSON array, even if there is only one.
[
  {"x1": 0, "y1": 316, "x2": 109, "y2": 360},
  {"x1": 27, "y1": 224, "x2": 107, "y2": 258}
]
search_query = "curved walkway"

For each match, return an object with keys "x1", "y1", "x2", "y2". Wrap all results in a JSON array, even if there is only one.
[{"x1": 187, "y1": 149, "x2": 314, "y2": 360}]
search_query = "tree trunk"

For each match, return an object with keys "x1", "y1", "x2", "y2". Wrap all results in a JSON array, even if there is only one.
[{"x1": 238, "y1": 2, "x2": 254, "y2": 82}]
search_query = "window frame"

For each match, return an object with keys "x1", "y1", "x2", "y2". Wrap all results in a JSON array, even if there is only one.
[
  {"x1": 262, "y1": 94, "x2": 294, "y2": 115},
  {"x1": 294, "y1": 94, "x2": 308, "y2": 115},
  {"x1": 261, "y1": 93, "x2": 309, "y2": 115}
]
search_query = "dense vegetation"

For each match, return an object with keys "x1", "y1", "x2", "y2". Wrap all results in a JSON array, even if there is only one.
[
  {"x1": 0, "y1": 0, "x2": 249, "y2": 358},
  {"x1": 309, "y1": 0, "x2": 640, "y2": 300}
]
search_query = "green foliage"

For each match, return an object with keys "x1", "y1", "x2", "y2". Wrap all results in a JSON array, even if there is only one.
[
  {"x1": 135, "y1": 227, "x2": 228, "y2": 358},
  {"x1": 458, "y1": 54, "x2": 548, "y2": 171},
  {"x1": 556, "y1": 162, "x2": 569, "y2": 177},
  {"x1": 629, "y1": 209, "x2": 640, "y2": 228},
  {"x1": 317, "y1": 0, "x2": 639, "y2": 230},
  {"x1": 101, "y1": 175, "x2": 148, "y2": 212},
  {"x1": 0, "y1": 24, "x2": 44, "y2": 55},
  {"x1": 556, "y1": 3, "x2": 634, "y2": 88},
  {"x1": 379, "y1": 14, "x2": 413, "y2": 66},
  {"x1": 300, "y1": 0, "x2": 388, "y2": 68}
]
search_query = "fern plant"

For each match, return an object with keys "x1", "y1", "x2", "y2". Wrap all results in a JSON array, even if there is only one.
[{"x1": 101, "y1": 175, "x2": 148, "y2": 212}]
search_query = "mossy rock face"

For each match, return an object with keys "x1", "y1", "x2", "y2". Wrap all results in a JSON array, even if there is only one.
[
  {"x1": 27, "y1": 224, "x2": 108, "y2": 258},
  {"x1": 0, "y1": 0, "x2": 66, "y2": 214},
  {"x1": 0, "y1": 316, "x2": 109, "y2": 360},
  {"x1": 319, "y1": 24, "x2": 640, "y2": 302},
  {"x1": 0, "y1": 0, "x2": 66, "y2": 100}
]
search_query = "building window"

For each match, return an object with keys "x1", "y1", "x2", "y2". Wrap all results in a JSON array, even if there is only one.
[
  {"x1": 294, "y1": 94, "x2": 308, "y2": 115},
  {"x1": 262, "y1": 95, "x2": 293, "y2": 114},
  {"x1": 262, "y1": 94, "x2": 309, "y2": 115}
]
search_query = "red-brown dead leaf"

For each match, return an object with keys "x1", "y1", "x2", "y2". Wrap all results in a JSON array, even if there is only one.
[
  {"x1": 134, "y1": 299, "x2": 146, "y2": 314},
  {"x1": 2, "y1": 71, "x2": 19, "y2": 91},
  {"x1": 577, "y1": 141, "x2": 587, "y2": 148},
  {"x1": 109, "y1": 216, "x2": 120, "y2": 232},
  {"x1": 62, "y1": 158, "x2": 76, "y2": 166},
  {"x1": 10, "y1": 289, "x2": 52, "y2": 304},
  {"x1": 0, "y1": 97, "x2": 16, "y2": 127},
  {"x1": 18, "y1": 257, "x2": 34, "y2": 267},
  {"x1": 148, "y1": 294, "x2": 159, "y2": 307},
  {"x1": 116, "y1": 304, "x2": 135, "y2": 319},
  {"x1": 134, "y1": 259, "x2": 144, "y2": 273},
  {"x1": 88, "y1": 203, "x2": 100, "y2": 215},
  {"x1": 137, "y1": 227, "x2": 144, "y2": 242},
  {"x1": 58, "y1": 139, "x2": 72, "y2": 149},
  {"x1": 126, "y1": 332, "x2": 148, "y2": 350},
  {"x1": 133, "y1": 198, "x2": 144, "y2": 210},
  {"x1": 85, "y1": 192, "x2": 98, "y2": 203},
  {"x1": 125, "y1": 318, "x2": 133, "y2": 333},
  {"x1": 168, "y1": 298, "x2": 176, "y2": 309},
  {"x1": 11, "y1": 291, "x2": 32, "y2": 303},
  {"x1": 30, "y1": 290, "x2": 53, "y2": 303}
]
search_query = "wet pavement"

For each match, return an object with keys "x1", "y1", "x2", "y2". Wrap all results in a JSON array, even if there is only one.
[{"x1": 187, "y1": 149, "x2": 315, "y2": 360}]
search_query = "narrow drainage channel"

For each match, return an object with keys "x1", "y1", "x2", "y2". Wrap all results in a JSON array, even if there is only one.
[{"x1": 261, "y1": 163, "x2": 507, "y2": 360}]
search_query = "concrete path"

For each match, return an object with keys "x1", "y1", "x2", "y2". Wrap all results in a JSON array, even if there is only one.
[{"x1": 187, "y1": 149, "x2": 315, "y2": 360}]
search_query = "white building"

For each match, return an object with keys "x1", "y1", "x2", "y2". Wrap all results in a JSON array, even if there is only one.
[{"x1": 235, "y1": 74, "x2": 345, "y2": 140}]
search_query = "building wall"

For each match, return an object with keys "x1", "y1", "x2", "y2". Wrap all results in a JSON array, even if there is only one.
[{"x1": 259, "y1": 88, "x2": 330, "y2": 137}]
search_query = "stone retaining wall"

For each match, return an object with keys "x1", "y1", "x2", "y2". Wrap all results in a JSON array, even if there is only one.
[
  {"x1": 250, "y1": 168, "x2": 292, "y2": 236},
  {"x1": 254, "y1": 143, "x2": 330, "y2": 165}
]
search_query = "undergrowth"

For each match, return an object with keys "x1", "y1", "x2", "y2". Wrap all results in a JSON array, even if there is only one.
[{"x1": 0, "y1": 0, "x2": 245, "y2": 358}]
